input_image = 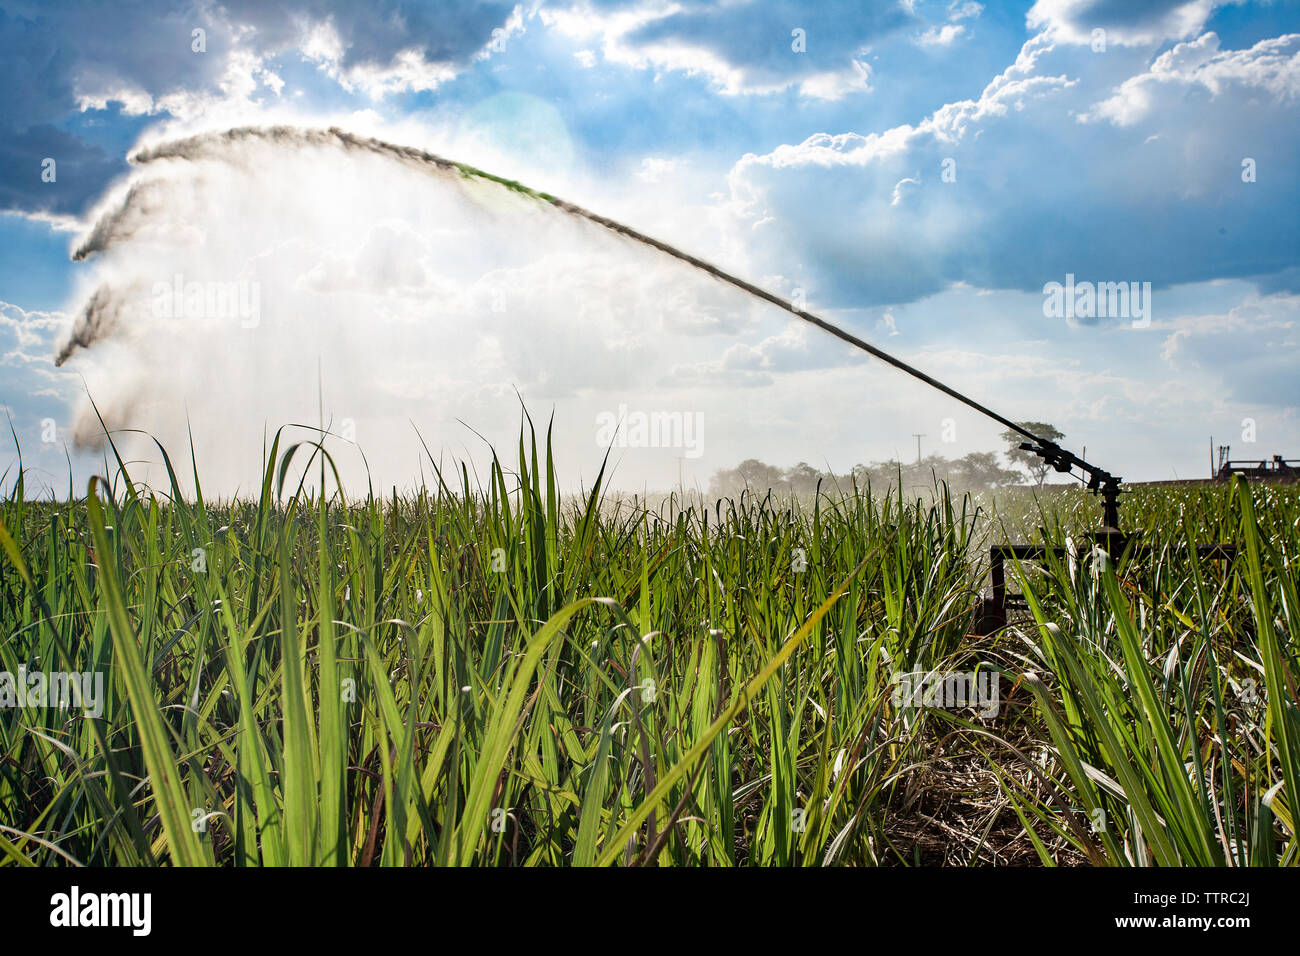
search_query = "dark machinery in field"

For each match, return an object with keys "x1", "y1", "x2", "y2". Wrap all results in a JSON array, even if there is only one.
[
  {"x1": 1216, "y1": 447, "x2": 1300, "y2": 482},
  {"x1": 967, "y1": 444, "x2": 1298, "y2": 633},
  {"x1": 961, "y1": 434, "x2": 1240, "y2": 635}
]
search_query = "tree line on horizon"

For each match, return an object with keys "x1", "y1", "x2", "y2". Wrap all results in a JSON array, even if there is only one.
[{"x1": 705, "y1": 422, "x2": 1066, "y2": 498}]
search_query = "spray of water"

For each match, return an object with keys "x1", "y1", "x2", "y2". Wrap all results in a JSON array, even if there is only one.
[
  {"x1": 53, "y1": 124, "x2": 818, "y2": 492},
  {"x1": 64, "y1": 125, "x2": 1037, "y2": 445},
  {"x1": 51, "y1": 123, "x2": 1068, "y2": 500}
]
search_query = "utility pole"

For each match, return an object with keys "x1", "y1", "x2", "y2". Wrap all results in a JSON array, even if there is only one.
[{"x1": 912, "y1": 433, "x2": 925, "y2": 465}]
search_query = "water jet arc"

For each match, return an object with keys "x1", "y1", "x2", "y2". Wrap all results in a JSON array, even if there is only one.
[{"x1": 113, "y1": 126, "x2": 1124, "y2": 522}]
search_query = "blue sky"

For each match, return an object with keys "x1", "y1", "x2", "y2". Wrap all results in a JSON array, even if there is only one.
[{"x1": 2, "y1": 0, "x2": 1299, "y2": 495}]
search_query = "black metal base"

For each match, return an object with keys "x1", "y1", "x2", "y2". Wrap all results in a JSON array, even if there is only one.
[{"x1": 970, "y1": 534, "x2": 1238, "y2": 635}]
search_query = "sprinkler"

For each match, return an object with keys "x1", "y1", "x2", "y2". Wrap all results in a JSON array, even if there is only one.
[
  {"x1": 969, "y1": 437, "x2": 1238, "y2": 635},
  {"x1": 72, "y1": 127, "x2": 1244, "y2": 633}
]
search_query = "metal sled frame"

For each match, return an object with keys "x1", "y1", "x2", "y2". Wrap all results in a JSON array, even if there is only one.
[{"x1": 972, "y1": 538, "x2": 1240, "y2": 635}]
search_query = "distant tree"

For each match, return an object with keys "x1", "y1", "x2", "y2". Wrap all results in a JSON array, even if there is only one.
[
  {"x1": 743, "y1": 459, "x2": 790, "y2": 493},
  {"x1": 951, "y1": 451, "x2": 1022, "y2": 488},
  {"x1": 1001, "y1": 421, "x2": 1065, "y2": 487},
  {"x1": 850, "y1": 459, "x2": 900, "y2": 491},
  {"x1": 786, "y1": 462, "x2": 823, "y2": 496},
  {"x1": 708, "y1": 458, "x2": 786, "y2": 497},
  {"x1": 709, "y1": 440, "x2": 1038, "y2": 499}
]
